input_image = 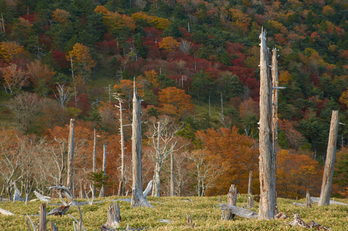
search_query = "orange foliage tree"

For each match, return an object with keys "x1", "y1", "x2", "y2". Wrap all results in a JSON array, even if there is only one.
[
  {"x1": 159, "y1": 37, "x2": 179, "y2": 51},
  {"x1": 0, "y1": 41, "x2": 29, "y2": 62},
  {"x1": 113, "y1": 80, "x2": 144, "y2": 107},
  {"x1": 26, "y1": 59, "x2": 56, "y2": 88},
  {"x1": 195, "y1": 127, "x2": 259, "y2": 195},
  {"x1": 276, "y1": 149, "x2": 322, "y2": 198},
  {"x1": 158, "y1": 87, "x2": 194, "y2": 118}
]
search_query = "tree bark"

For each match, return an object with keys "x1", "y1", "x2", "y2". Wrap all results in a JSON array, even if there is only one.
[
  {"x1": 306, "y1": 191, "x2": 312, "y2": 208},
  {"x1": 79, "y1": 180, "x2": 85, "y2": 199},
  {"x1": 67, "y1": 118, "x2": 75, "y2": 192},
  {"x1": 153, "y1": 122, "x2": 161, "y2": 197},
  {"x1": 39, "y1": 203, "x2": 47, "y2": 231},
  {"x1": 318, "y1": 110, "x2": 339, "y2": 206},
  {"x1": 104, "y1": 203, "x2": 121, "y2": 229},
  {"x1": 100, "y1": 143, "x2": 107, "y2": 198},
  {"x1": 258, "y1": 28, "x2": 276, "y2": 220}
]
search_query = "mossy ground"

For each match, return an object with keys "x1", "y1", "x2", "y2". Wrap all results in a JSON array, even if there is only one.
[{"x1": 1, "y1": 195, "x2": 348, "y2": 230}]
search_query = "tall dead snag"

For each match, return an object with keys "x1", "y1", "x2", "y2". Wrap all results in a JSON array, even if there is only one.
[
  {"x1": 222, "y1": 184, "x2": 237, "y2": 220},
  {"x1": 115, "y1": 96, "x2": 126, "y2": 196},
  {"x1": 79, "y1": 180, "x2": 85, "y2": 199},
  {"x1": 131, "y1": 80, "x2": 151, "y2": 207},
  {"x1": 100, "y1": 143, "x2": 107, "y2": 198},
  {"x1": 67, "y1": 118, "x2": 75, "y2": 192},
  {"x1": 258, "y1": 28, "x2": 276, "y2": 219},
  {"x1": 93, "y1": 129, "x2": 97, "y2": 193},
  {"x1": 247, "y1": 171, "x2": 253, "y2": 208},
  {"x1": 319, "y1": 110, "x2": 339, "y2": 206},
  {"x1": 39, "y1": 203, "x2": 47, "y2": 231},
  {"x1": 170, "y1": 149, "x2": 175, "y2": 196}
]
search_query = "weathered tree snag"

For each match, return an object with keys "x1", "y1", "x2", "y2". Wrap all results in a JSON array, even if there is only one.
[
  {"x1": 222, "y1": 184, "x2": 237, "y2": 220},
  {"x1": 50, "y1": 222, "x2": 59, "y2": 231},
  {"x1": 153, "y1": 121, "x2": 162, "y2": 197},
  {"x1": 319, "y1": 110, "x2": 339, "y2": 206},
  {"x1": 34, "y1": 190, "x2": 50, "y2": 203},
  {"x1": 39, "y1": 203, "x2": 47, "y2": 231},
  {"x1": 100, "y1": 143, "x2": 107, "y2": 198},
  {"x1": 67, "y1": 118, "x2": 75, "y2": 192},
  {"x1": 0, "y1": 207, "x2": 14, "y2": 215},
  {"x1": 258, "y1": 28, "x2": 276, "y2": 220},
  {"x1": 13, "y1": 182, "x2": 24, "y2": 202},
  {"x1": 47, "y1": 204, "x2": 70, "y2": 216},
  {"x1": 114, "y1": 95, "x2": 126, "y2": 197},
  {"x1": 306, "y1": 191, "x2": 312, "y2": 208},
  {"x1": 247, "y1": 171, "x2": 253, "y2": 208},
  {"x1": 105, "y1": 203, "x2": 121, "y2": 229},
  {"x1": 93, "y1": 129, "x2": 97, "y2": 193},
  {"x1": 170, "y1": 149, "x2": 175, "y2": 197},
  {"x1": 219, "y1": 204, "x2": 258, "y2": 219},
  {"x1": 79, "y1": 180, "x2": 86, "y2": 199},
  {"x1": 130, "y1": 80, "x2": 151, "y2": 207}
]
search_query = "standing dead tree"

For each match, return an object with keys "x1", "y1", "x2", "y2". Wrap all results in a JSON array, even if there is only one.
[
  {"x1": 99, "y1": 144, "x2": 107, "y2": 198},
  {"x1": 258, "y1": 28, "x2": 276, "y2": 219},
  {"x1": 114, "y1": 94, "x2": 126, "y2": 196},
  {"x1": 318, "y1": 110, "x2": 339, "y2": 206},
  {"x1": 67, "y1": 119, "x2": 75, "y2": 193},
  {"x1": 146, "y1": 116, "x2": 182, "y2": 197},
  {"x1": 131, "y1": 80, "x2": 152, "y2": 207}
]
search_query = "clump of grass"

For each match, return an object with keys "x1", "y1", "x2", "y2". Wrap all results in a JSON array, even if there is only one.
[{"x1": 1, "y1": 195, "x2": 347, "y2": 230}]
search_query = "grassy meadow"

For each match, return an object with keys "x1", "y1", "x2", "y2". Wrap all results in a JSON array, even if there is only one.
[{"x1": 1, "y1": 195, "x2": 348, "y2": 230}]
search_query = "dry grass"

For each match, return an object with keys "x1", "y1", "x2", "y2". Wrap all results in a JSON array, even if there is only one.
[{"x1": 1, "y1": 195, "x2": 348, "y2": 230}]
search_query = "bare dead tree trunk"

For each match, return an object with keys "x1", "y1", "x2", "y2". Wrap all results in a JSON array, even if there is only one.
[
  {"x1": 222, "y1": 184, "x2": 237, "y2": 220},
  {"x1": 318, "y1": 110, "x2": 339, "y2": 206},
  {"x1": 39, "y1": 203, "x2": 47, "y2": 231},
  {"x1": 100, "y1": 144, "x2": 107, "y2": 198},
  {"x1": 67, "y1": 119, "x2": 75, "y2": 192},
  {"x1": 131, "y1": 80, "x2": 148, "y2": 207},
  {"x1": 170, "y1": 150, "x2": 175, "y2": 197},
  {"x1": 306, "y1": 191, "x2": 312, "y2": 208},
  {"x1": 93, "y1": 129, "x2": 97, "y2": 193},
  {"x1": 79, "y1": 180, "x2": 85, "y2": 199},
  {"x1": 247, "y1": 170, "x2": 253, "y2": 208},
  {"x1": 153, "y1": 122, "x2": 161, "y2": 197},
  {"x1": 258, "y1": 28, "x2": 275, "y2": 220},
  {"x1": 117, "y1": 100, "x2": 126, "y2": 196}
]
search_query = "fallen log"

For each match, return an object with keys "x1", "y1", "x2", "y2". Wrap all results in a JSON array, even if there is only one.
[
  {"x1": 0, "y1": 207, "x2": 14, "y2": 215},
  {"x1": 275, "y1": 212, "x2": 288, "y2": 219},
  {"x1": 311, "y1": 197, "x2": 348, "y2": 205},
  {"x1": 293, "y1": 202, "x2": 306, "y2": 207},
  {"x1": 219, "y1": 204, "x2": 258, "y2": 219},
  {"x1": 34, "y1": 190, "x2": 50, "y2": 204},
  {"x1": 47, "y1": 204, "x2": 70, "y2": 216}
]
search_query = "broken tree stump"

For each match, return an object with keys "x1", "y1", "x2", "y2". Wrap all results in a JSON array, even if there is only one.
[
  {"x1": 101, "y1": 203, "x2": 121, "y2": 230},
  {"x1": 306, "y1": 191, "x2": 312, "y2": 208},
  {"x1": 39, "y1": 203, "x2": 47, "y2": 231},
  {"x1": 187, "y1": 214, "x2": 195, "y2": 228},
  {"x1": 247, "y1": 194, "x2": 253, "y2": 209},
  {"x1": 222, "y1": 184, "x2": 237, "y2": 220},
  {"x1": 219, "y1": 204, "x2": 258, "y2": 219}
]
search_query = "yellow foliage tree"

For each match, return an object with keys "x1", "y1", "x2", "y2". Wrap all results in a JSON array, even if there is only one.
[
  {"x1": 131, "y1": 12, "x2": 170, "y2": 30},
  {"x1": 159, "y1": 37, "x2": 179, "y2": 51},
  {"x1": 279, "y1": 70, "x2": 292, "y2": 84},
  {"x1": 52, "y1": 9, "x2": 71, "y2": 23},
  {"x1": 0, "y1": 42, "x2": 29, "y2": 63},
  {"x1": 94, "y1": 6, "x2": 136, "y2": 31},
  {"x1": 113, "y1": 79, "x2": 144, "y2": 103},
  {"x1": 67, "y1": 43, "x2": 95, "y2": 78},
  {"x1": 323, "y1": 5, "x2": 335, "y2": 16},
  {"x1": 144, "y1": 70, "x2": 159, "y2": 87}
]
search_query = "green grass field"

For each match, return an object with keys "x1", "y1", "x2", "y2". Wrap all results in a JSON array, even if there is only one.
[{"x1": 1, "y1": 195, "x2": 348, "y2": 230}]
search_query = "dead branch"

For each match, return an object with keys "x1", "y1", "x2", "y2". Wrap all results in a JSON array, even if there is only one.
[
  {"x1": 0, "y1": 207, "x2": 14, "y2": 215},
  {"x1": 34, "y1": 190, "x2": 50, "y2": 203}
]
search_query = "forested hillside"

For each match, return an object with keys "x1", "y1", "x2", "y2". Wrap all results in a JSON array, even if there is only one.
[{"x1": 1, "y1": 0, "x2": 348, "y2": 199}]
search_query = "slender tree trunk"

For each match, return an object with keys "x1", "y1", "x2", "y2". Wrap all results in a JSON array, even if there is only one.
[
  {"x1": 67, "y1": 118, "x2": 75, "y2": 192},
  {"x1": 39, "y1": 203, "x2": 47, "y2": 231},
  {"x1": 170, "y1": 150, "x2": 175, "y2": 196},
  {"x1": 258, "y1": 28, "x2": 275, "y2": 220},
  {"x1": 153, "y1": 122, "x2": 161, "y2": 197},
  {"x1": 131, "y1": 80, "x2": 146, "y2": 207},
  {"x1": 93, "y1": 129, "x2": 97, "y2": 193},
  {"x1": 118, "y1": 101, "x2": 126, "y2": 196},
  {"x1": 318, "y1": 110, "x2": 339, "y2": 206},
  {"x1": 248, "y1": 170, "x2": 253, "y2": 195},
  {"x1": 100, "y1": 144, "x2": 107, "y2": 198}
]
